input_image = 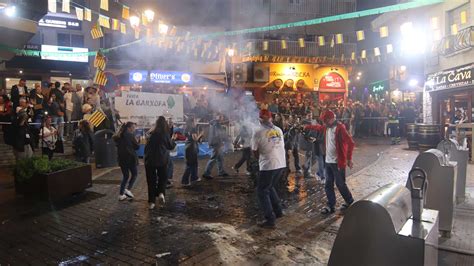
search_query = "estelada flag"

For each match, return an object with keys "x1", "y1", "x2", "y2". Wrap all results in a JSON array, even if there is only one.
[
  {"x1": 91, "y1": 22, "x2": 104, "y2": 39},
  {"x1": 88, "y1": 110, "x2": 107, "y2": 127},
  {"x1": 94, "y1": 53, "x2": 107, "y2": 70},
  {"x1": 93, "y1": 69, "x2": 107, "y2": 86}
]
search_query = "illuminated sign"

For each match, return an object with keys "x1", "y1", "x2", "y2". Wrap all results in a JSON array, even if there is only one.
[
  {"x1": 426, "y1": 63, "x2": 474, "y2": 92},
  {"x1": 41, "y1": 45, "x2": 88, "y2": 63},
  {"x1": 370, "y1": 80, "x2": 389, "y2": 93},
  {"x1": 150, "y1": 71, "x2": 192, "y2": 84},
  {"x1": 268, "y1": 64, "x2": 314, "y2": 88},
  {"x1": 129, "y1": 70, "x2": 148, "y2": 83},
  {"x1": 39, "y1": 15, "x2": 82, "y2": 30},
  {"x1": 319, "y1": 72, "x2": 346, "y2": 91}
]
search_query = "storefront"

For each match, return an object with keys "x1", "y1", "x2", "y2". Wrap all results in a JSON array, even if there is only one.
[
  {"x1": 425, "y1": 63, "x2": 474, "y2": 125},
  {"x1": 314, "y1": 66, "x2": 349, "y2": 105}
]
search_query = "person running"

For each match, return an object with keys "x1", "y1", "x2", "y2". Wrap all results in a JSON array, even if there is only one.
[
  {"x1": 144, "y1": 116, "x2": 177, "y2": 210},
  {"x1": 203, "y1": 114, "x2": 229, "y2": 179},
  {"x1": 305, "y1": 110, "x2": 355, "y2": 215},
  {"x1": 113, "y1": 122, "x2": 140, "y2": 201},
  {"x1": 252, "y1": 110, "x2": 286, "y2": 229},
  {"x1": 232, "y1": 124, "x2": 252, "y2": 175},
  {"x1": 181, "y1": 117, "x2": 203, "y2": 186}
]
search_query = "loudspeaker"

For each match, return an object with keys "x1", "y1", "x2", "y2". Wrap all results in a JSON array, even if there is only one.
[{"x1": 233, "y1": 63, "x2": 247, "y2": 82}]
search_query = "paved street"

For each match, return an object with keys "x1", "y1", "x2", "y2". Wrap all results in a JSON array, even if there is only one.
[{"x1": 0, "y1": 138, "x2": 473, "y2": 265}]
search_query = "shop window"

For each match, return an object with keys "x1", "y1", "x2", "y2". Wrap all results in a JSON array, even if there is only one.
[
  {"x1": 57, "y1": 33, "x2": 84, "y2": 47},
  {"x1": 447, "y1": 3, "x2": 470, "y2": 33}
]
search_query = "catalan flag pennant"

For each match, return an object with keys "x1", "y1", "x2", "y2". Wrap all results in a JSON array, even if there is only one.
[
  {"x1": 84, "y1": 8, "x2": 92, "y2": 21},
  {"x1": 330, "y1": 35, "x2": 335, "y2": 48},
  {"x1": 120, "y1": 22, "x2": 126, "y2": 34},
  {"x1": 99, "y1": 15, "x2": 110, "y2": 29},
  {"x1": 281, "y1": 40, "x2": 287, "y2": 50},
  {"x1": 48, "y1": 0, "x2": 57, "y2": 13},
  {"x1": 94, "y1": 53, "x2": 107, "y2": 70},
  {"x1": 100, "y1": 0, "x2": 108, "y2": 11},
  {"x1": 112, "y1": 19, "x2": 119, "y2": 31},
  {"x1": 75, "y1": 7, "x2": 83, "y2": 21},
  {"x1": 122, "y1": 5, "x2": 130, "y2": 20},
  {"x1": 91, "y1": 22, "x2": 104, "y2": 39},
  {"x1": 361, "y1": 49, "x2": 367, "y2": 59},
  {"x1": 93, "y1": 69, "x2": 107, "y2": 86},
  {"x1": 335, "y1": 33, "x2": 343, "y2": 44},
  {"x1": 318, "y1": 36, "x2": 325, "y2": 46},
  {"x1": 379, "y1": 26, "x2": 389, "y2": 38},
  {"x1": 356, "y1": 30, "x2": 365, "y2": 41},
  {"x1": 386, "y1": 44, "x2": 393, "y2": 54},
  {"x1": 263, "y1": 40, "x2": 269, "y2": 51},
  {"x1": 351, "y1": 52, "x2": 356, "y2": 60},
  {"x1": 298, "y1": 38, "x2": 305, "y2": 48},
  {"x1": 88, "y1": 110, "x2": 107, "y2": 127},
  {"x1": 62, "y1": 0, "x2": 70, "y2": 13},
  {"x1": 374, "y1": 47, "x2": 381, "y2": 57}
]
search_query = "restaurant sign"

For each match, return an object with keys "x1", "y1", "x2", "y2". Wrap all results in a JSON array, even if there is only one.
[
  {"x1": 319, "y1": 72, "x2": 346, "y2": 92},
  {"x1": 370, "y1": 80, "x2": 389, "y2": 93},
  {"x1": 426, "y1": 63, "x2": 474, "y2": 92}
]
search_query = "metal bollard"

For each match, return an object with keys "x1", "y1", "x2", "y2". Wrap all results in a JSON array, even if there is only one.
[{"x1": 408, "y1": 168, "x2": 428, "y2": 222}]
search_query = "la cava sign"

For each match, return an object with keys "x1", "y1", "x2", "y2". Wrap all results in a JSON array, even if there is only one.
[{"x1": 426, "y1": 63, "x2": 474, "y2": 92}]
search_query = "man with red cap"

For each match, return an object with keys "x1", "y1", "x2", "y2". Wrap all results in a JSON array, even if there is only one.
[
  {"x1": 251, "y1": 109, "x2": 286, "y2": 228},
  {"x1": 305, "y1": 110, "x2": 355, "y2": 214}
]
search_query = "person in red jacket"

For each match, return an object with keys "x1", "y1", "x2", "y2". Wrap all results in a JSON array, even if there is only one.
[{"x1": 305, "y1": 110, "x2": 355, "y2": 214}]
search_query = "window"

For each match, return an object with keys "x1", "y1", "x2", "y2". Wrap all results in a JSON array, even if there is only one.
[
  {"x1": 447, "y1": 3, "x2": 470, "y2": 34},
  {"x1": 57, "y1": 33, "x2": 84, "y2": 47}
]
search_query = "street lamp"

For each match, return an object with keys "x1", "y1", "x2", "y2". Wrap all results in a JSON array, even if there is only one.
[
  {"x1": 129, "y1": 16, "x2": 140, "y2": 29},
  {"x1": 227, "y1": 48, "x2": 235, "y2": 57},
  {"x1": 144, "y1": 10, "x2": 155, "y2": 23},
  {"x1": 5, "y1": 6, "x2": 16, "y2": 17},
  {"x1": 409, "y1": 79, "x2": 418, "y2": 87},
  {"x1": 158, "y1": 23, "x2": 169, "y2": 35}
]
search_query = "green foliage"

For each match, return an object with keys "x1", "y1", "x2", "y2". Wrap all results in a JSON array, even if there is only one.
[{"x1": 14, "y1": 156, "x2": 85, "y2": 183}]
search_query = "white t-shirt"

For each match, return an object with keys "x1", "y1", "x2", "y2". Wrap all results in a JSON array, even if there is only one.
[
  {"x1": 325, "y1": 126, "x2": 338, "y2": 163},
  {"x1": 64, "y1": 92, "x2": 74, "y2": 111},
  {"x1": 251, "y1": 123, "x2": 286, "y2": 171},
  {"x1": 42, "y1": 126, "x2": 57, "y2": 144}
]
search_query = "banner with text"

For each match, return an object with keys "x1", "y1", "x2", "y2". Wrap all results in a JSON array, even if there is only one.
[{"x1": 115, "y1": 91, "x2": 184, "y2": 127}]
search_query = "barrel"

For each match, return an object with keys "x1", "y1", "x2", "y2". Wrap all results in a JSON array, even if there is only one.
[
  {"x1": 417, "y1": 124, "x2": 442, "y2": 152},
  {"x1": 406, "y1": 123, "x2": 418, "y2": 150}
]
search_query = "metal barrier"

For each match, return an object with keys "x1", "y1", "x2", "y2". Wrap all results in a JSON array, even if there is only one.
[
  {"x1": 409, "y1": 149, "x2": 457, "y2": 236},
  {"x1": 437, "y1": 139, "x2": 469, "y2": 204},
  {"x1": 328, "y1": 183, "x2": 439, "y2": 266}
]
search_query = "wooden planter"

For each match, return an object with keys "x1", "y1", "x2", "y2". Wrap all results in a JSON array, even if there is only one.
[{"x1": 15, "y1": 164, "x2": 92, "y2": 201}]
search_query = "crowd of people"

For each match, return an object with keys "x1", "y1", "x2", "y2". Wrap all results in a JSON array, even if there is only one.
[{"x1": 0, "y1": 78, "x2": 113, "y2": 162}]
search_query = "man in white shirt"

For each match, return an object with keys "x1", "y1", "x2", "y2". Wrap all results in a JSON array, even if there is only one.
[
  {"x1": 252, "y1": 109, "x2": 286, "y2": 229},
  {"x1": 64, "y1": 83, "x2": 74, "y2": 138}
]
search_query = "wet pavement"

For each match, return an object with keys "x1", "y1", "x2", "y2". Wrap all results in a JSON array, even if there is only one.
[{"x1": 0, "y1": 137, "x2": 402, "y2": 264}]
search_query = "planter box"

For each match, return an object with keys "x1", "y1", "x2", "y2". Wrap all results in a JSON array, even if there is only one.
[{"x1": 15, "y1": 164, "x2": 92, "y2": 201}]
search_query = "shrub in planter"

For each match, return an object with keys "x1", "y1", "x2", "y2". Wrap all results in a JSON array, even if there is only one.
[{"x1": 14, "y1": 156, "x2": 92, "y2": 201}]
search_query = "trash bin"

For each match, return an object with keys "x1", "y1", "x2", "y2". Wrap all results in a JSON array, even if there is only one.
[{"x1": 94, "y1": 129, "x2": 117, "y2": 168}]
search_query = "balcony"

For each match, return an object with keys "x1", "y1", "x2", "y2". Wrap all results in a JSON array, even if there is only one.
[
  {"x1": 438, "y1": 26, "x2": 474, "y2": 57},
  {"x1": 239, "y1": 39, "x2": 356, "y2": 58}
]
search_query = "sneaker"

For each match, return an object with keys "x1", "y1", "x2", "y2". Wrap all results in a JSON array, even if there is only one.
[
  {"x1": 257, "y1": 220, "x2": 276, "y2": 229},
  {"x1": 340, "y1": 201, "x2": 353, "y2": 211},
  {"x1": 192, "y1": 177, "x2": 202, "y2": 183},
  {"x1": 296, "y1": 169, "x2": 303, "y2": 174},
  {"x1": 203, "y1": 174, "x2": 213, "y2": 180},
  {"x1": 219, "y1": 173, "x2": 229, "y2": 177},
  {"x1": 245, "y1": 172, "x2": 251, "y2": 176},
  {"x1": 232, "y1": 166, "x2": 239, "y2": 173},
  {"x1": 118, "y1": 194, "x2": 127, "y2": 201},
  {"x1": 148, "y1": 203, "x2": 156, "y2": 210},
  {"x1": 166, "y1": 181, "x2": 173, "y2": 189},
  {"x1": 124, "y1": 189, "x2": 134, "y2": 198},
  {"x1": 158, "y1": 193, "x2": 166, "y2": 205},
  {"x1": 320, "y1": 206, "x2": 335, "y2": 215},
  {"x1": 182, "y1": 182, "x2": 192, "y2": 187}
]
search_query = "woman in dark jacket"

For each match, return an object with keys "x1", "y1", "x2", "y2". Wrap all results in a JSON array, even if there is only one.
[
  {"x1": 181, "y1": 117, "x2": 202, "y2": 186},
  {"x1": 73, "y1": 120, "x2": 94, "y2": 163},
  {"x1": 144, "y1": 116, "x2": 177, "y2": 210},
  {"x1": 113, "y1": 122, "x2": 139, "y2": 201}
]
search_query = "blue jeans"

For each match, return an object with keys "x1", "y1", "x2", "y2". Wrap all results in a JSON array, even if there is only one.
[
  {"x1": 316, "y1": 155, "x2": 326, "y2": 180},
  {"x1": 302, "y1": 150, "x2": 315, "y2": 177},
  {"x1": 324, "y1": 163, "x2": 354, "y2": 209},
  {"x1": 167, "y1": 159, "x2": 174, "y2": 180},
  {"x1": 181, "y1": 162, "x2": 198, "y2": 184},
  {"x1": 119, "y1": 164, "x2": 138, "y2": 195},
  {"x1": 51, "y1": 116, "x2": 64, "y2": 139},
  {"x1": 204, "y1": 147, "x2": 226, "y2": 176},
  {"x1": 257, "y1": 168, "x2": 283, "y2": 224}
]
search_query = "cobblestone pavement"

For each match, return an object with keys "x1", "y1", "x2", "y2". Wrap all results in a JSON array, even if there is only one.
[{"x1": 1, "y1": 137, "x2": 472, "y2": 265}]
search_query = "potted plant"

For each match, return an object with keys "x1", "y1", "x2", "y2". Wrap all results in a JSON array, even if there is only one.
[{"x1": 14, "y1": 156, "x2": 92, "y2": 201}]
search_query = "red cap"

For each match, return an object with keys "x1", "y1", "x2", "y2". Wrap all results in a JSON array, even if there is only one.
[
  {"x1": 259, "y1": 109, "x2": 272, "y2": 119},
  {"x1": 321, "y1": 110, "x2": 335, "y2": 122}
]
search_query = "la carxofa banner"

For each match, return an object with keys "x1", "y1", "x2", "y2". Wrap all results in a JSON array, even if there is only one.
[{"x1": 115, "y1": 91, "x2": 184, "y2": 126}]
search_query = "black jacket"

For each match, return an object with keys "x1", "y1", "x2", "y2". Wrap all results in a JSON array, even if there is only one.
[
  {"x1": 73, "y1": 129, "x2": 94, "y2": 158},
  {"x1": 115, "y1": 131, "x2": 139, "y2": 167},
  {"x1": 144, "y1": 131, "x2": 176, "y2": 167},
  {"x1": 11, "y1": 85, "x2": 28, "y2": 113}
]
